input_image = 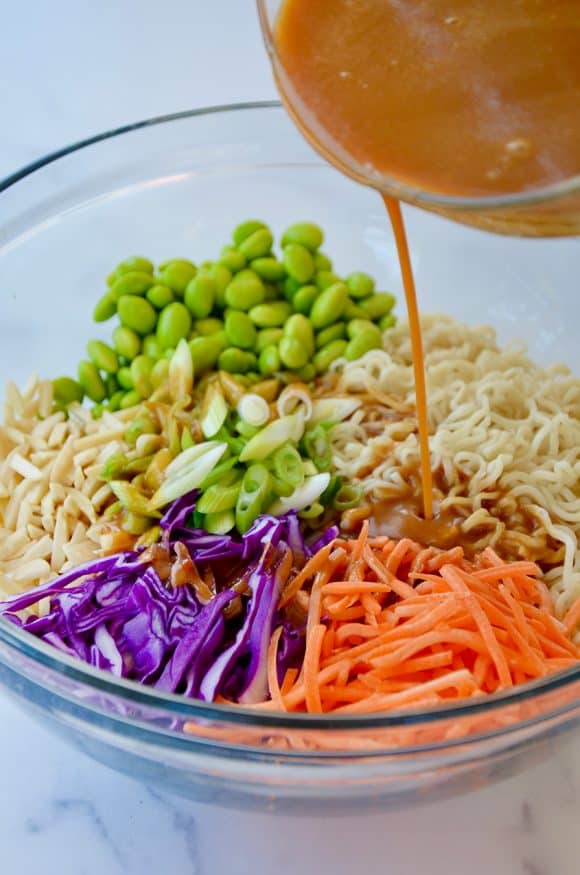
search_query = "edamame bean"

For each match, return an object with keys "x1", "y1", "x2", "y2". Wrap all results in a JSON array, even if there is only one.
[
  {"x1": 93, "y1": 293, "x2": 117, "y2": 322},
  {"x1": 92, "y1": 404, "x2": 104, "y2": 420},
  {"x1": 146, "y1": 284, "x2": 174, "y2": 309},
  {"x1": 283, "y1": 243, "x2": 315, "y2": 284},
  {"x1": 104, "y1": 374, "x2": 119, "y2": 398},
  {"x1": 107, "y1": 390, "x2": 124, "y2": 412},
  {"x1": 310, "y1": 281, "x2": 349, "y2": 329},
  {"x1": 346, "y1": 318, "x2": 378, "y2": 340},
  {"x1": 158, "y1": 260, "x2": 197, "y2": 295},
  {"x1": 238, "y1": 228, "x2": 273, "y2": 260},
  {"x1": 249, "y1": 301, "x2": 291, "y2": 327},
  {"x1": 189, "y1": 334, "x2": 227, "y2": 373},
  {"x1": 117, "y1": 295, "x2": 157, "y2": 335},
  {"x1": 250, "y1": 257, "x2": 286, "y2": 281},
  {"x1": 360, "y1": 292, "x2": 396, "y2": 319},
  {"x1": 115, "y1": 256, "x2": 154, "y2": 276},
  {"x1": 256, "y1": 327, "x2": 284, "y2": 353},
  {"x1": 218, "y1": 348, "x2": 257, "y2": 374},
  {"x1": 345, "y1": 327, "x2": 383, "y2": 361},
  {"x1": 142, "y1": 335, "x2": 163, "y2": 359},
  {"x1": 194, "y1": 317, "x2": 224, "y2": 336},
  {"x1": 184, "y1": 273, "x2": 215, "y2": 318},
  {"x1": 224, "y1": 270, "x2": 265, "y2": 310},
  {"x1": 87, "y1": 339, "x2": 118, "y2": 374},
  {"x1": 343, "y1": 300, "x2": 367, "y2": 320},
  {"x1": 117, "y1": 366, "x2": 134, "y2": 390},
  {"x1": 52, "y1": 377, "x2": 84, "y2": 406},
  {"x1": 379, "y1": 313, "x2": 397, "y2": 331},
  {"x1": 232, "y1": 219, "x2": 267, "y2": 247},
  {"x1": 292, "y1": 284, "x2": 318, "y2": 315},
  {"x1": 110, "y1": 271, "x2": 154, "y2": 300},
  {"x1": 297, "y1": 363, "x2": 316, "y2": 381},
  {"x1": 347, "y1": 271, "x2": 375, "y2": 299},
  {"x1": 315, "y1": 270, "x2": 340, "y2": 291},
  {"x1": 151, "y1": 358, "x2": 170, "y2": 389},
  {"x1": 112, "y1": 325, "x2": 141, "y2": 360},
  {"x1": 120, "y1": 389, "x2": 142, "y2": 409},
  {"x1": 130, "y1": 354, "x2": 154, "y2": 397},
  {"x1": 225, "y1": 311, "x2": 257, "y2": 349},
  {"x1": 87, "y1": 225, "x2": 395, "y2": 396},
  {"x1": 281, "y1": 222, "x2": 324, "y2": 252},
  {"x1": 279, "y1": 336, "x2": 309, "y2": 370},
  {"x1": 263, "y1": 281, "x2": 279, "y2": 301},
  {"x1": 78, "y1": 360, "x2": 106, "y2": 403},
  {"x1": 314, "y1": 251, "x2": 332, "y2": 271},
  {"x1": 313, "y1": 339, "x2": 348, "y2": 373},
  {"x1": 219, "y1": 246, "x2": 246, "y2": 274},
  {"x1": 283, "y1": 276, "x2": 301, "y2": 301},
  {"x1": 316, "y1": 322, "x2": 346, "y2": 348},
  {"x1": 258, "y1": 344, "x2": 281, "y2": 376},
  {"x1": 156, "y1": 301, "x2": 192, "y2": 349},
  {"x1": 208, "y1": 263, "x2": 232, "y2": 308},
  {"x1": 284, "y1": 313, "x2": 314, "y2": 356}
]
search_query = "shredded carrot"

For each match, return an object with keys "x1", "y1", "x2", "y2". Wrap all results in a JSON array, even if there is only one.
[
  {"x1": 303, "y1": 623, "x2": 326, "y2": 713},
  {"x1": 278, "y1": 542, "x2": 334, "y2": 608},
  {"x1": 280, "y1": 667, "x2": 299, "y2": 695},
  {"x1": 564, "y1": 595, "x2": 580, "y2": 635},
  {"x1": 256, "y1": 533, "x2": 580, "y2": 715},
  {"x1": 266, "y1": 626, "x2": 285, "y2": 711}
]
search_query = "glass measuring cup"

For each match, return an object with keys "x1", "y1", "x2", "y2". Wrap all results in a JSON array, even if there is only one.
[{"x1": 258, "y1": 0, "x2": 580, "y2": 237}]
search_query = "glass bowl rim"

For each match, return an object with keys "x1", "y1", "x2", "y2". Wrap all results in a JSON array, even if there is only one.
[
  {"x1": 256, "y1": 1, "x2": 580, "y2": 212},
  {"x1": 1, "y1": 99, "x2": 580, "y2": 736}
]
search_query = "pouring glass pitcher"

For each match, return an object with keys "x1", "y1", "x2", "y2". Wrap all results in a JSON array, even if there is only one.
[{"x1": 257, "y1": 0, "x2": 580, "y2": 237}]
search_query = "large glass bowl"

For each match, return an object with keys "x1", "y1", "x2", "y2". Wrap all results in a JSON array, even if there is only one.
[{"x1": 1, "y1": 102, "x2": 579, "y2": 815}]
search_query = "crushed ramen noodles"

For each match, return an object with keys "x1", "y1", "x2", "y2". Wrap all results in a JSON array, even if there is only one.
[{"x1": 329, "y1": 315, "x2": 580, "y2": 618}]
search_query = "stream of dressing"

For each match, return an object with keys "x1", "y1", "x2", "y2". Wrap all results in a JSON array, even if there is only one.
[{"x1": 382, "y1": 196, "x2": 433, "y2": 520}]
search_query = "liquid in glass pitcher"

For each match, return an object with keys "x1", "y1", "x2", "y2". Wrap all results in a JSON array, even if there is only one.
[{"x1": 258, "y1": 0, "x2": 580, "y2": 237}]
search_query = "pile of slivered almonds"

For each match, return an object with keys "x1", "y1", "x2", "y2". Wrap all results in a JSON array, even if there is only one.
[{"x1": 0, "y1": 376, "x2": 126, "y2": 599}]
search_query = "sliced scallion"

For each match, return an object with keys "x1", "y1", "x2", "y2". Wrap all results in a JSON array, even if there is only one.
[
  {"x1": 239, "y1": 413, "x2": 304, "y2": 462},
  {"x1": 237, "y1": 392, "x2": 270, "y2": 427},
  {"x1": 197, "y1": 480, "x2": 241, "y2": 514},
  {"x1": 200, "y1": 382, "x2": 228, "y2": 438},
  {"x1": 205, "y1": 509, "x2": 236, "y2": 535}
]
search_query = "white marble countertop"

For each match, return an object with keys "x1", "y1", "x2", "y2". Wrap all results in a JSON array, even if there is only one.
[{"x1": 1, "y1": 1, "x2": 579, "y2": 872}]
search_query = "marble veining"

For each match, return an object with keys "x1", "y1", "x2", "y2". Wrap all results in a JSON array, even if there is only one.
[
  {"x1": 146, "y1": 787, "x2": 201, "y2": 873},
  {"x1": 25, "y1": 798, "x2": 127, "y2": 870}
]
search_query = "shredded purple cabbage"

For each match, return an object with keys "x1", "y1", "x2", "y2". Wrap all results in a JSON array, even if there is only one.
[{"x1": 0, "y1": 499, "x2": 335, "y2": 704}]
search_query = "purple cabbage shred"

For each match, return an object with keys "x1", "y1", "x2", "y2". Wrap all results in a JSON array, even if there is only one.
[{"x1": 0, "y1": 498, "x2": 336, "y2": 704}]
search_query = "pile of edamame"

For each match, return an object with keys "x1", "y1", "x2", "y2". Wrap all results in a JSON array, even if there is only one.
[{"x1": 52, "y1": 221, "x2": 396, "y2": 413}]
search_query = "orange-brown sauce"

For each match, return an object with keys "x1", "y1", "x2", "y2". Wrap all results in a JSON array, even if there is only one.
[
  {"x1": 383, "y1": 196, "x2": 433, "y2": 519},
  {"x1": 368, "y1": 496, "x2": 462, "y2": 550},
  {"x1": 275, "y1": 0, "x2": 580, "y2": 198}
]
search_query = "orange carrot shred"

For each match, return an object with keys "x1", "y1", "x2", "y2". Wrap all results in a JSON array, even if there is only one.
[
  {"x1": 564, "y1": 596, "x2": 580, "y2": 635},
  {"x1": 251, "y1": 533, "x2": 579, "y2": 716}
]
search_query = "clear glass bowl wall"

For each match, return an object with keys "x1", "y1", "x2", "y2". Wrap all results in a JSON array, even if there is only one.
[{"x1": 1, "y1": 103, "x2": 579, "y2": 814}]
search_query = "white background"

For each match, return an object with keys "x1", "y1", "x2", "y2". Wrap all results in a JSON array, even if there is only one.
[
  {"x1": 1, "y1": 2, "x2": 579, "y2": 873},
  {"x1": 0, "y1": 0, "x2": 277, "y2": 178}
]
